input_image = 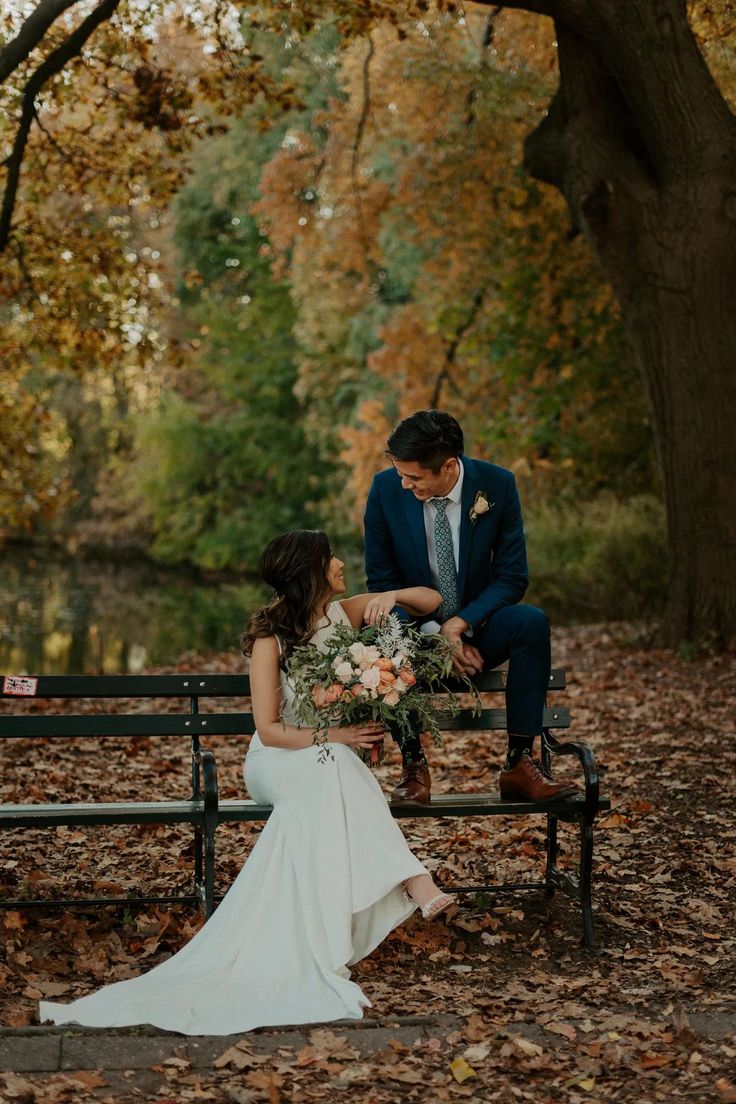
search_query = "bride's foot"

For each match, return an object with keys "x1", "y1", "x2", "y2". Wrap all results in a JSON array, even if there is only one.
[
  {"x1": 404, "y1": 874, "x2": 454, "y2": 920},
  {"x1": 420, "y1": 892, "x2": 454, "y2": 920}
]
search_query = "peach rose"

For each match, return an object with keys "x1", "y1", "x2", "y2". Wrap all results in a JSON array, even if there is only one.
[
  {"x1": 311, "y1": 685, "x2": 330, "y2": 708},
  {"x1": 374, "y1": 658, "x2": 394, "y2": 672},
  {"x1": 398, "y1": 668, "x2": 417, "y2": 686},
  {"x1": 383, "y1": 688, "x2": 401, "y2": 706}
]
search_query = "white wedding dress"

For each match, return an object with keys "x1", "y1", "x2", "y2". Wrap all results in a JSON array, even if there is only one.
[{"x1": 39, "y1": 602, "x2": 427, "y2": 1036}]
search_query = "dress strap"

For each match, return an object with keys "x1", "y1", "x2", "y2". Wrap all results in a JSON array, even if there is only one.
[{"x1": 274, "y1": 634, "x2": 287, "y2": 672}]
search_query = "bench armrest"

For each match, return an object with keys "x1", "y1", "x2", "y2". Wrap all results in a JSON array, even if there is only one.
[
  {"x1": 542, "y1": 729, "x2": 601, "y2": 821},
  {"x1": 196, "y1": 749, "x2": 218, "y2": 823}
]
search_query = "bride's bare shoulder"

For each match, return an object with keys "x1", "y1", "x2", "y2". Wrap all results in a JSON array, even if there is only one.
[{"x1": 250, "y1": 635, "x2": 281, "y2": 660}]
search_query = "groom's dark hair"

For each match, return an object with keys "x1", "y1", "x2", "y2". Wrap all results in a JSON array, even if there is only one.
[{"x1": 386, "y1": 410, "x2": 464, "y2": 473}]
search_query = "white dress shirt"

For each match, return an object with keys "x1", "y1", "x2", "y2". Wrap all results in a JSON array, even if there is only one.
[{"x1": 421, "y1": 461, "x2": 464, "y2": 633}]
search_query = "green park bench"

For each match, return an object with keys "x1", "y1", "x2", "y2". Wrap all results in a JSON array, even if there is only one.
[{"x1": 0, "y1": 670, "x2": 610, "y2": 951}]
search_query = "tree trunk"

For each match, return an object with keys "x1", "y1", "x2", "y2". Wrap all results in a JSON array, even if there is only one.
[
  {"x1": 627, "y1": 254, "x2": 736, "y2": 646},
  {"x1": 493, "y1": 0, "x2": 736, "y2": 646}
]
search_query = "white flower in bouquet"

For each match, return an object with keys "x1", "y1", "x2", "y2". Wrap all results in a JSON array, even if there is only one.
[
  {"x1": 333, "y1": 660, "x2": 356, "y2": 684},
  {"x1": 360, "y1": 667, "x2": 381, "y2": 690}
]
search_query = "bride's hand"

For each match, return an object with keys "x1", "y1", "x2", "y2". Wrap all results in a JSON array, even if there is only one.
[
  {"x1": 330, "y1": 722, "x2": 385, "y2": 749},
  {"x1": 364, "y1": 591, "x2": 398, "y2": 626}
]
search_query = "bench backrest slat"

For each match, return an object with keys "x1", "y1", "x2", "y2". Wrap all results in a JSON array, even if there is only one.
[
  {"x1": 0, "y1": 713, "x2": 257, "y2": 738},
  {"x1": 0, "y1": 674, "x2": 248, "y2": 699},
  {"x1": 0, "y1": 707, "x2": 569, "y2": 738},
  {"x1": 1, "y1": 669, "x2": 566, "y2": 700},
  {"x1": 438, "y1": 707, "x2": 569, "y2": 731}
]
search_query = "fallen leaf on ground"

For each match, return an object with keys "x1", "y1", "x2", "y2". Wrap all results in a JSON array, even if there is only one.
[{"x1": 450, "y1": 1056, "x2": 476, "y2": 1083}]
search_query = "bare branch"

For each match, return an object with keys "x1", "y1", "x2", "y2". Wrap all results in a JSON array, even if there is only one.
[
  {"x1": 0, "y1": 0, "x2": 122, "y2": 253},
  {"x1": 350, "y1": 34, "x2": 375, "y2": 262},
  {"x1": 0, "y1": 0, "x2": 82, "y2": 85},
  {"x1": 481, "y1": 7, "x2": 503, "y2": 48},
  {"x1": 465, "y1": 6, "x2": 501, "y2": 124},
  {"x1": 431, "y1": 288, "x2": 484, "y2": 409}
]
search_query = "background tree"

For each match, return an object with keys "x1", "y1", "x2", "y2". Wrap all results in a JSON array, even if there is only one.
[{"x1": 470, "y1": 0, "x2": 736, "y2": 647}]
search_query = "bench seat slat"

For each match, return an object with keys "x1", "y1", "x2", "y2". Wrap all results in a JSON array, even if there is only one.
[
  {"x1": 0, "y1": 801, "x2": 206, "y2": 827},
  {"x1": 217, "y1": 792, "x2": 610, "y2": 820},
  {"x1": 0, "y1": 788, "x2": 612, "y2": 830}
]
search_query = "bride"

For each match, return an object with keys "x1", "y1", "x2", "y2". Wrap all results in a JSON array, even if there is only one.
[{"x1": 39, "y1": 529, "x2": 453, "y2": 1036}]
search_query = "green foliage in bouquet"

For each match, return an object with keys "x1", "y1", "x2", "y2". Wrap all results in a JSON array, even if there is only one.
[{"x1": 286, "y1": 614, "x2": 480, "y2": 764}]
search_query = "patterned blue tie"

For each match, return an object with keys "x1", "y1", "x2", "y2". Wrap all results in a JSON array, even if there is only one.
[{"x1": 433, "y1": 498, "x2": 460, "y2": 620}]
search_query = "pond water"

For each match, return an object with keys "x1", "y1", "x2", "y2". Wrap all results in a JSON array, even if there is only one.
[{"x1": 0, "y1": 547, "x2": 270, "y2": 675}]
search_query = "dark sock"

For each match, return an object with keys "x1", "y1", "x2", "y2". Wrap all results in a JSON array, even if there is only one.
[
  {"x1": 505, "y1": 735, "x2": 534, "y2": 769},
  {"x1": 401, "y1": 735, "x2": 427, "y2": 766}
]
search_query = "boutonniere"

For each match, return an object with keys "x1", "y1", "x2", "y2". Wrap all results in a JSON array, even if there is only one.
[{"x1": 469, "y1": 490, "x2": 494, "y2": 524}]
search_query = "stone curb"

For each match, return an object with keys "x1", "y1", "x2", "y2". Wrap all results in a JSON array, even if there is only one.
[
  {"x1": 0, "y1": 1014, "x2": 464, "y2": 1074},
  {"x1": 1, "y1": 1011, "x2": 733, "y2": 1076}
]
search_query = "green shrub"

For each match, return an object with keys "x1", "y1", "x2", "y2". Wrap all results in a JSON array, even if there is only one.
[{"x1": 524, "y1": 493, "x2": 667, "y2": 623}]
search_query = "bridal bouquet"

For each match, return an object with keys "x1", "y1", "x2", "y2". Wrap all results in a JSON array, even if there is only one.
[{"x1": 286, "y1": 614, "x2": 478, "y2": 766}]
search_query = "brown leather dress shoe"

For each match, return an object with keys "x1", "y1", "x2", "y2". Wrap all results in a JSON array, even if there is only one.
[
  {"x1": 499, "y1": 752, "x2": 579, "y2": 802},
  {"x1": 391, "y1": 761, "x2": 431, "y2": 805}
]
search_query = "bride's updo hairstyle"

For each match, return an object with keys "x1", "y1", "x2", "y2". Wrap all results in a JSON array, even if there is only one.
[{"x1": 240, "y1": 529, "x2": 332, "y2": 660}]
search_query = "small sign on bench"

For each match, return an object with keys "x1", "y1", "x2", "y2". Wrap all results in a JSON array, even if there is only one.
[{"x1": 2, "y1": 676, "x2": 38, "y2": 697}]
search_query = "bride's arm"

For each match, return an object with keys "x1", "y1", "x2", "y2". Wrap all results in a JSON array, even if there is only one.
[
  {"x1": 249, "y1": 636, "x2": 384, "y2": 750},
  {"x1": 340, "y1": 587, "x2": 442, "y2": 628}
]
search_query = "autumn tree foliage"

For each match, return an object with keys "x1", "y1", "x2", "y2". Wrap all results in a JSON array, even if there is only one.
[
  {"x1": 2, "y1": 1, "x2": 734, "y2": 644},
  {"x1": 253, "y1": 11, "x2": 651, "y2": 521},
  {"x1": 0, "y1": 0, "x2": 295, "y2": 532}
]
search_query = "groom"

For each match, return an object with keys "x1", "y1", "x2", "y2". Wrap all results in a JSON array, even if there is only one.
[{"x1": 364, "y1": 409, "x2": 578, "y2": 805}]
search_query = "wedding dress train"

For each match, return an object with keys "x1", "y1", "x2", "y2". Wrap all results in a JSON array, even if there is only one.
[{"x1": 39, "y1": 603, "x2": 427, "y2": 1035}]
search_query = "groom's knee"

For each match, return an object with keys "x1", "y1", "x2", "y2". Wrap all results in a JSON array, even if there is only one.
[{"x1": 489, "y1": 603, "x2": 550, "y2": 646}]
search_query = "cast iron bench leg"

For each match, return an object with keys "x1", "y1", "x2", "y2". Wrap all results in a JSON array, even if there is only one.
[
  {"x1": 193, "y1": 826, "x2": 203, "y2": 895},
  {"x1": 580, "y1": 820, "x2": 598, "y2": 954},
  {"x1": 204, "y1": 822, "x2": 216, "y2": 919},
  {"x1": 545, "y1": 812, "x2": 558, "y2": 898},
  {"x1": 200, "y1": 751, "x2": 219, "y2": 919}
]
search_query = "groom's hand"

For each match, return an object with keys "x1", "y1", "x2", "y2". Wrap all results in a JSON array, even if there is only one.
[{"x1": 440, "y1": 617, "x2": 483, "y2": 675}]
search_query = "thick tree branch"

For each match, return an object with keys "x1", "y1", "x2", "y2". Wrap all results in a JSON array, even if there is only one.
[
  {"x1": 595, "y1": 1, "x2": 736, "y2": 175},
  {"x1": 476, "y1": 0, "x2": 736, "y2": 179},
  {"x1": 0, "y1": 0, "x2": 82, "y2": 85},
  {"x1": 0, "y1": 0, "x2": 121, "y2": 253},
  {"x1": 525, "y1": 21, "x2": 659, "y2": 195}
]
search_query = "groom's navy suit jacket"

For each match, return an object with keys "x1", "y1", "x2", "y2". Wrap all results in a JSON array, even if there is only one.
[{"x1": 364, "y1": 457, "x2": 529, "y2": 631}]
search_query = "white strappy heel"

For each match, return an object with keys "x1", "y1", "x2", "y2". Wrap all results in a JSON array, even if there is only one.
[{"x1": 420, "y1": 892, "x2": 454, "y2": 920}]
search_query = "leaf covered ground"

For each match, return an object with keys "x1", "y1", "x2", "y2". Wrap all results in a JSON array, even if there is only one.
[{"x1": 0, "y1": 625, "x2": 734, "y2": 1103}]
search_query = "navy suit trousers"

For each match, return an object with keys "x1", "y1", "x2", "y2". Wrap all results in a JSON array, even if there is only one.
[{"x1": 473, "y1": 604, "x2": 551, "y2": 736}]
